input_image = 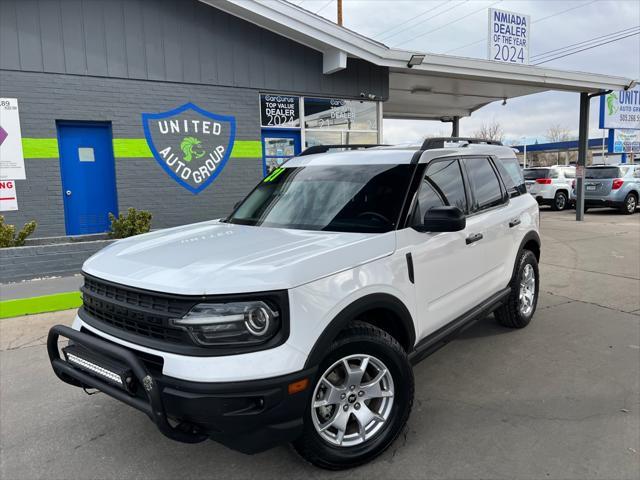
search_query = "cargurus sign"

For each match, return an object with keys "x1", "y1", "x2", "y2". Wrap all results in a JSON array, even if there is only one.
[
  {"x1": 143, "y1": 103, "x2": 236, "y2": 194},
  {"x1": 600, "y1": 87, "x2": 640, "y2": 130},
  {"x1": 488, "y1": 8, "x2": 530, "y2": 65}
]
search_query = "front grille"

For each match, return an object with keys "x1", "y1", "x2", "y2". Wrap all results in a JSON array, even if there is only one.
[{"x1": 81, "y1": 276, "x2": 198, "y2": 345}]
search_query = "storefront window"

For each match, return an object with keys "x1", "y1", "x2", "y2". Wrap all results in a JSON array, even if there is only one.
[{"x1": 304, "y1": 98, "x2": 378, "y2": 131}]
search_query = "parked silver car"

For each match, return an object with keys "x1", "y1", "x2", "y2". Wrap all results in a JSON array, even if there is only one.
[{"x1": 572, "y1": 164, "x2": 640, "y2": 214}]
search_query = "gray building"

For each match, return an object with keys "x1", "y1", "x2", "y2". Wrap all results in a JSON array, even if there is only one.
[{"x1": 0, "y1": 0, "x2": 631, "y2": 241}]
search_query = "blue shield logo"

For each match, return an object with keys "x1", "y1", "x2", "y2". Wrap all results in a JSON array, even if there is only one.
[{"x1": 142, "y1": 103, "x2": 236, "y2": 194}]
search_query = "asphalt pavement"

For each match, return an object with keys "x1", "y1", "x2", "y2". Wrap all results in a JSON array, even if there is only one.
[{"x1": 1, "y1": 209, "x2": 638, "y2": 480}]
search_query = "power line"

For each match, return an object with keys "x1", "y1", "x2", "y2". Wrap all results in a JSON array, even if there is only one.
[
  {"x1": 394, "y1": 0, "x2": 503, "y2": 48},
  {"x1": 380, "y1": 1, "x2": 470, "y2": 42},
  {"x1": 314, "y1": 0, "x2": 334, "y2": 15},
  {"x1": 531, "y1": 26, "x2": 639, "y2": 60},
  {"x1": 442, "y1": 0, "x2": 598, "y2": 55},
  {"x1": 534, "y1": 31, "x2": 640, "y2": 65},
  {"x1": 374, "y1": 1, "x2": 451, "y2": 39}
]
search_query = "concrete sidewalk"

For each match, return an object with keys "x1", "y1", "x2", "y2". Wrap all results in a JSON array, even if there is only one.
[{"x1": 0, "y1": 275, "x2": 83, "y2": 301}]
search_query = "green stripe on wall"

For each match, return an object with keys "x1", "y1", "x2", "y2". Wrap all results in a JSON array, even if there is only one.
[
  {"x1": 22, "y1": 138, "x2": 59, "y2": 158},
  {"x1": 0, "y1": 291, "x2": 82, "y2": 319},
  {"x1": 22, "y1": 138, "x2": 262, "y2": 159}
]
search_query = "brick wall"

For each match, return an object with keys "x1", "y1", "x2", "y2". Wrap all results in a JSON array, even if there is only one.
[{"x1": 0, "y1": 70, "x2": 262, "y2": 237}]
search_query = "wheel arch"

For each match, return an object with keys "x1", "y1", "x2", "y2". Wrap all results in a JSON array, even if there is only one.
[
  {"x1": 303, "y1": 293, "x2": 416, "y2": 368},
  {"x1": 512, "y1": 231, "x2": 541, "y2": 280}
]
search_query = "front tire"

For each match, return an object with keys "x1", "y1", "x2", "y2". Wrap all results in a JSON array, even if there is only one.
[
  {"x1": 495, "y1": 250, "x2": 539, "y2": 328},
  {"x1": 293, "y1": 322, "x2": 414, "y2": 470},
  {"x1": 552, "y1": 191, "x2": 568, "y2": 211},
  {"x1": 620, "y1": 193, "x2": 638, "y2": 215}
]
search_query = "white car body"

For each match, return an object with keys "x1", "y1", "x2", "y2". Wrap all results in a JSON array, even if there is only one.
[
  {"x1": 50, "y1": 140, "x2": 541, "y2": 460},
  {"x1": 524, "y1": 165, "x2": 575, "y2": 210},
  {"x1": 74, "y1": 145, "x2": 539, "y2": 382}
]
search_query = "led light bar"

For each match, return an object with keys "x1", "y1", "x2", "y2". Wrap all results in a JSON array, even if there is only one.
[
  {"x1": 62, "y1": 344, "x2": 133, "y2": 391},
  {"x1": 66, "y1": 353, "x2": 124, "y2": 385}
]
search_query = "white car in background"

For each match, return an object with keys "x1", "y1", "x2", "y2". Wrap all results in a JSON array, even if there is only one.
[{"x1": 524, "y1": 166, "x2": 575, "y2": 211}]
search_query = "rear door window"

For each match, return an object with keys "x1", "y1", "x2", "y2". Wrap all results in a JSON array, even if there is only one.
[{"x1": 463, "y1": 158, "x2": 506, "y2": 212}]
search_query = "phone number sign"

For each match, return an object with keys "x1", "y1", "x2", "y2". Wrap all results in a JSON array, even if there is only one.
[{"x1": 488, "y1": 8, "x2": 530, "y2": 65}]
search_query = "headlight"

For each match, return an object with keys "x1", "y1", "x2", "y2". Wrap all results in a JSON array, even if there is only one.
[{"x1": 170, "y1": 301, "x2": 280, "y2": 346}]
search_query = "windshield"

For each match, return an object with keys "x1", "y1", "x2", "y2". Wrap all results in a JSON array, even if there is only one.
[
  {"x1": 524, "y1": 168, "x2": 549, "y2": 180},
  {"x1": 227, "y1": 165, "x2": 413, "y2": 233},
  {"x1": 586, "y1": 167, "x2": 621, "y2": 179}
]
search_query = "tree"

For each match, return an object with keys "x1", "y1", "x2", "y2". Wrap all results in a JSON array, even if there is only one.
[
  {"x1": 473, "y1": 120, "x2": 504, "y2": 142},
  {"x1": 546, "y1": 124, "x2": 572, "y2": 142},
  {"x1": 545, "y1": 124, "x2": 573, "y2": 165}
]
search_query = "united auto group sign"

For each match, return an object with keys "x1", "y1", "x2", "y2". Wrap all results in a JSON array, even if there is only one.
[{"x1": 142, "y1": 103, "x2": 236, "y2": 194}]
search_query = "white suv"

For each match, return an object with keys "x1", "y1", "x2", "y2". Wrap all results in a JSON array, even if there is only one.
[
  {"x1": 48, "y1": 139, "x2": 541, "y2": 469},
  {"x1": 524, "y1": 165, "x2": 575, "y2": 211}
]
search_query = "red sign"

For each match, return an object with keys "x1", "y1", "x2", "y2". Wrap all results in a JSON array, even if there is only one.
[{"x1": 0, "y1": 180, "x2": 18, "y2": 211}]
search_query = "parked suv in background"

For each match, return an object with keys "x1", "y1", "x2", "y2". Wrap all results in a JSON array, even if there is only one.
[
  {"x1": 524, "y1": 165, "x2": 575, "y2": 211},
  {"x1": 48, "y1": 138, "x2": 541, "y2": 469},
  {"x1": 572, "y1": 164, "x2": 640, "y2": 214}
]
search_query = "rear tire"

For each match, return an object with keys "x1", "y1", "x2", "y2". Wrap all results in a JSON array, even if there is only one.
[
  {"x1": 551, "y1": 191, "x2": 568, "y2": 211},
  {"x1": 620, "y1": 193, "x2": 638, "y2": 215},
  {"x1": 293, "y1": 322, "x2": 414, "y2": 470},
  {"x1": 495, "y1": 250, "x2": 539, "y2": 328}
]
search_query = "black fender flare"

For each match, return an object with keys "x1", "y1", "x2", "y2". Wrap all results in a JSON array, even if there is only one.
[
  {"x1": 512, "y1": 230, "x2": 541, "y2": 280},
  {"x1": 303, "y1": 293, "x2": 416, "y2": 369}
]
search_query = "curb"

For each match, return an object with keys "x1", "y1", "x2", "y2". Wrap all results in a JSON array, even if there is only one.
[{"x1": 0, "y1": 291, "x2": 82, "y2": 319}]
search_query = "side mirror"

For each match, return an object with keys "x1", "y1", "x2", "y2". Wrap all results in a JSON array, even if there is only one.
[{"x1": 417, "y1": 206, "x2": 466, "y2": 233}]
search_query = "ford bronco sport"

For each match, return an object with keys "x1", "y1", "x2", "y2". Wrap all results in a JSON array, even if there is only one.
[{"x1": 48, "y1": 137, "x2": 541, "y2": 470}]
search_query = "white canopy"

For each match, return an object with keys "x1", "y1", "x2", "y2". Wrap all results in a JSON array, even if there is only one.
[{"x1": 206, "y1": 0, "x2": 636, "y2": 120}]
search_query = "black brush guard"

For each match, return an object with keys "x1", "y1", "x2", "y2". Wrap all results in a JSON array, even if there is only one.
[{"x1": 48, "y1": 324, "x2": 207, "y2": 444}]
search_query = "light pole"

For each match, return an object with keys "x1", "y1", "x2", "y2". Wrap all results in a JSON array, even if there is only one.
[{"x1": 522, "y1": 136, "x2": 527, "y2": 168}]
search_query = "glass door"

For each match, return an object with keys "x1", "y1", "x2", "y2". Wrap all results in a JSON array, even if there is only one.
[{"x1": 261, "y1": 129, "x2": 301, "y2": 177}]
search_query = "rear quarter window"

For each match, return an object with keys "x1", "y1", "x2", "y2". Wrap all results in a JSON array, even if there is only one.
[{"x1": 496, "y1": 158, "x2": 526, "y2": 196}]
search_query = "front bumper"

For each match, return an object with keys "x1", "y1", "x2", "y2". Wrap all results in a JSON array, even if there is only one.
[{"x1": 48, "y1": 325, "x2": 316, "y2": 453}]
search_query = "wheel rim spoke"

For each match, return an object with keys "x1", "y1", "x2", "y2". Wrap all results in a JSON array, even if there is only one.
[{"x1": 311, "y1": 353, "x2": 395, "y2": 448}]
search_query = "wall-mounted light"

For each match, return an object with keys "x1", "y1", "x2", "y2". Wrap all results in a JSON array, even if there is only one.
[{"x1": 407, "y1": 54, "x2": 425, "y2": 68}]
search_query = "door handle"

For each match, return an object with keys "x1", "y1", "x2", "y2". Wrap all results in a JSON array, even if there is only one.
[
  {"x1": 466, "y1": 233, "x2": 483, "y2": 245},
  {"x1": 65, "y1": 190, "x2": 72, "y2": 197},
  {"x1": 509, "y1": 218, "x2": 521, "y2": 228}
]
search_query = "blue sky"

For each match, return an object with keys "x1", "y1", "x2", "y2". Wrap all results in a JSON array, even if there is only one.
[{"x1": 288, "y1": 0, "x2": 640, "y2": 144}]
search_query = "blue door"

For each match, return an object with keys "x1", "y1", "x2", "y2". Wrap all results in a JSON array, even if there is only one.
[
  {"x1": 57, "y1": 122, "x2": 118, "y2": 235},
  {"x1": 261, "y1": 129, "x2": 301, "y2": 177}
]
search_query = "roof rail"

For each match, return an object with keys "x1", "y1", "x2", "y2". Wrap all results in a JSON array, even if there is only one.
[
  {"x1": 298, "y1": 144, "x2": 386, "y2": 156},
  {"x1": 420, "y1": 137, "x2": 502, "y2": 150}
]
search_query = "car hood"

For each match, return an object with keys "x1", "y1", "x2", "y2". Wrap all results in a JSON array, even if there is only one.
[{"x1": 83, "y1": 220, "x2": 395, "y2": 295}]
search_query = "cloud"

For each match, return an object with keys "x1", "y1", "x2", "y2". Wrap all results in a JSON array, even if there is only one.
[{"x1": 293, "y1": 0, "x2": 640, "y2": 143}]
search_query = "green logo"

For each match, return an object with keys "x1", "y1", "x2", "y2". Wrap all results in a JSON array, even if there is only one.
[
  {"x1": 606, "y1": 92, "x2": 619, "y2": 116},
  {"x1": 180, "y1": 136, "x2": 206, "y2": 162}
]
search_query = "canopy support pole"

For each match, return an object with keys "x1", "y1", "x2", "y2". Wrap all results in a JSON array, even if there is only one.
[
  {"x1": 576, "y1": 92, "x2": 589, "y2": 221},
  {"x1": 451, "y1": 116, "x2": 460, "y2": 137}
]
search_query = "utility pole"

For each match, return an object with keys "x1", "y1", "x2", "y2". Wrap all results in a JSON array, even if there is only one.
[{"x1": 337, "y1": 0, "x2": 343, "y2": 26}]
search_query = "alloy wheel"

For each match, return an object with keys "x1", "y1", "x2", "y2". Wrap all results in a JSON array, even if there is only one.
[
  {"x1": 627, "y1": 195, "x2": 637, "y2": 213},
  {"x1": 311, "y1": 354, "x2": 394, "y2": 447},
  {"x1": 519, "y1": 263, "x2": 536, "y2": 316}
]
